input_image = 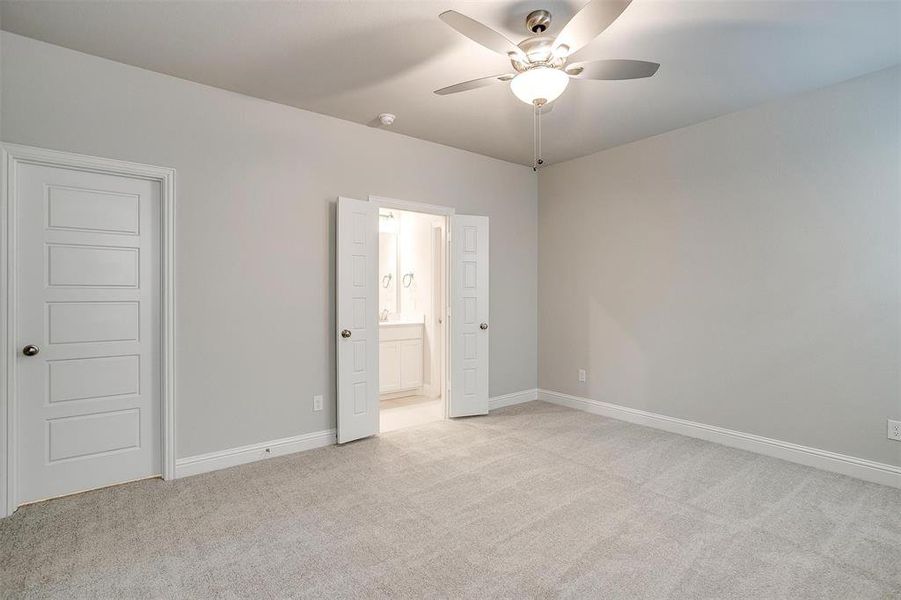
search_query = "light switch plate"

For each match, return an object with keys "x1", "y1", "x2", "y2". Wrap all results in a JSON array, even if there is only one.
[
  {"x1": 578, "y1": 369, "x2": 587, "y2": 383},
  {"x1": 888, "y1": 419, "x2": 901, "y2": 441},
  {"x1": 313, "y1": 395, "x2": 323, "y2": 412}
]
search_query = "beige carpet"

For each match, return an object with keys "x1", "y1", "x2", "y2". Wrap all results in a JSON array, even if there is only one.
[{"x1": 1, "y1": 401, "x2": 899, "y2": 599}]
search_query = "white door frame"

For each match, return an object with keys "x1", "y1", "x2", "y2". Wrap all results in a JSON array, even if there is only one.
[
  {"x1": 368, "y1": 195, "x2": 454, "y2": 418},
  {"x1": 430, "y1": 222, "x2": 446, "y2": 409},
  {"x1": 0, "y1": 143, "x2": 177, "y2": 517}
]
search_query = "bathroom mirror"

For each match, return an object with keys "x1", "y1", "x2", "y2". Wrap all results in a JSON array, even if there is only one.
[
  {"x1": 378, "y1": 212, "x2": 398, "y2": 316},
  {"x1": 379, "y1": 209, "x2": 428, "y2": 320}
]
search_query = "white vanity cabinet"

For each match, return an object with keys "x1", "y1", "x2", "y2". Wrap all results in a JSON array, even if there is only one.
[{"x1": 379, "y1": 323, "x2": 423, "y2": 395}]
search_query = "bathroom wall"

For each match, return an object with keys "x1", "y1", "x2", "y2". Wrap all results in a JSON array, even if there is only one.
[{"x1": 407, "y1": 210, "x2": 444, "y2": 395}]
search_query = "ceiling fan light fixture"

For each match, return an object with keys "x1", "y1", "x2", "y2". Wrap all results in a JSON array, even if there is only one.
[{"x1": 510, "y1": 67, "x2": 570, "y2": 105}]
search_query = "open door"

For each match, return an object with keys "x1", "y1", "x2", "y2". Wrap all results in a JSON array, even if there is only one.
[
  {"x1": 336, "y1": 197, "x2": 379, "y2": 443},
  {"x1": 449, "y1": 215, "x2": 489, "y2": 417}
]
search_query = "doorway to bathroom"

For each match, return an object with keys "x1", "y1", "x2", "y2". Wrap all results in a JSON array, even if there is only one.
[
  {"x1": 377, "y1": 206, "x2": 447, "y2": 432},
  {"x1": 336, "y1": 195, "x2": 489, "y2": 444}
]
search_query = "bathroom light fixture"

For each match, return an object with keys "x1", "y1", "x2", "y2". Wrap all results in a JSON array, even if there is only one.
[{"x1": 379, "y1": 212, "x2": 397, "y2": 233}]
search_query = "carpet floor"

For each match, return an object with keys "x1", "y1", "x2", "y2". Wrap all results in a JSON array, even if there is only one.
[{"x1": 1, "y1": 401, "x2": 899, "y2": 599}]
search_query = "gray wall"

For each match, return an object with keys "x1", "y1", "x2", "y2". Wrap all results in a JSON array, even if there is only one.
[
  {"x1": 1, "y1": 32, "x2": 538, "y2": 458},
  {"x1": 4, "y1": 30, "x2": 897, "y2": 469},
  {"x1": 539, "y1": 66, "x2": 901, "y2": 467}
]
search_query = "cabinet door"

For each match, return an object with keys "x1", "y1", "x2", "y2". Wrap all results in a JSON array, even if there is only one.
[
  {"x1": 379, "y1": 341, "x2": 400, "y2": 393},
  {"x1": 400, "y1": 339, "x2": 423, "y2": 390}
]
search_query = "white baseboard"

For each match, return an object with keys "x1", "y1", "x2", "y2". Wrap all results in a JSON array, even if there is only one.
[
  {"x1": 489, "y1": 388, "x2": 539, "y2": 411},
  {"x1": 379, "y1": 387, "x2": 425, "y2": 401},
  {"x1": 175, "y1": 429, "x2": 336, "y2": 479},
  {"x1": 538, "y1": 389, "x2": 901, "y2": 489},
  {"x1": 173, "y1": 389, "x2": 537, "y2": 479}
]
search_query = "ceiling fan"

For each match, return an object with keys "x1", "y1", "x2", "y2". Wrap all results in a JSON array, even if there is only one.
[{"x1": 434, "y1": 0, "x2": 659, "y2": 107}]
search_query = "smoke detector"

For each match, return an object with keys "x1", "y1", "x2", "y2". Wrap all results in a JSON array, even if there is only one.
[{"x1": 378, "y1": 113, "x2": 396, "y2": 126}]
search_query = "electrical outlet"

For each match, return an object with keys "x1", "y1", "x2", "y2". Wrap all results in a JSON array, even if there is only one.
[
  {"x1": 313, "y1": 394, "x2": 323, "y2": 412},
  {"x1": 888, "y1": 419, "x2": 901, "y2": 441},
  {"x1": 578, "y1": 369, "x2": 587, "y2": 383}
]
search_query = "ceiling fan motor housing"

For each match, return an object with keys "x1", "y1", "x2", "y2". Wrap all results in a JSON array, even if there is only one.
[
  {"x1": 512, "y1": 9, "x2": 565, "y2": 73},
  {"x1": 526, "y1": 10, "x2": 552, "y2": 33}
]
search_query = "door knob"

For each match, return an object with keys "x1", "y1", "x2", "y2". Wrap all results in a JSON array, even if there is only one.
[
  {"x1": 22, "y1": 344, "x2": 40, "y2": 356},
  {"x1": 341, "y1": 329, "x2": 352, "y2": 339},
  {"x1": 480, "y1": 323, "x2": 488, "y2": 330}
]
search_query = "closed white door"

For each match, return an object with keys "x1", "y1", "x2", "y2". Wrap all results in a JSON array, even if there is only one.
[
  {"x1": 336, "y1": 197, "x2": 379, "y2": 443},
  {"x1": 17, "y1": 163, "x2": 161, "y2": 505},
  {"x1": 449, "y1": 215, "x2": 489, "y2": 417}
]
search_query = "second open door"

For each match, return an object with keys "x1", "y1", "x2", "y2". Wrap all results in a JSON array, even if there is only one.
[
  {"x1": 449, "y1": 215, "x2": 489, "y2": 417},
  {"x1": 336, "y1": 197, "x2": 380, "y2": 443}
]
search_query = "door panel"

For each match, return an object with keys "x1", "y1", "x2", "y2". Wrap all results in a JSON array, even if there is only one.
[
  {"x1": 48, "y1": 409, "x2": 140, "y2": 462},
  {"x1": 48, "y1": 355, "x2": 140, "y2": 403},
  {"x1": 17, "y1": 163, "x2": 161, "y2": 505},
  {"x1": 336, "y1": 197, "x2": 379, "y2": 443},
  {"x1": 47, "y1": 244, "x2": 139, "y2": 287},
  {"x1": 47, "y1": 185, "x2": 140, "y2": 234},
  {"x1": 450, "y1": 215, "x2": 489, "y2": 417},
  {"x1": 47, "y1": 301, "x2": 139, "y2": 344}
]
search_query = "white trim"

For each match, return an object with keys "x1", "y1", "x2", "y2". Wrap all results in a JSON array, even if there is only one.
[
  {"x1": 175, "y1": 429, "x2": 336, "y2": 479},
  {"x1": 379, "y1": 388, "x2": 425, "y2": 401},
  {"x1": 489, "y1": 388, "x2": 538, "y2": 411},
  {"x1": 538, "y1": 389, "x2": 901, "y2": 489},
  {"x1": 368, "y1": 195, "x2": 455, "y2": 216},
  {"x1": 429, "y1": 223, "x2": 446, "y2": 413},
  {"x1": 0, "y1": 143, "x2": 177, "y2": 517}
]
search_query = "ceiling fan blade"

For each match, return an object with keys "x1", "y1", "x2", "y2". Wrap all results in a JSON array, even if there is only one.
[
  {"x1": 434, "y1": 74, "x2": 515, "y2": 96},
  {"x1": 552, "y1": 0, "x2": 632, "y2": 57},
  {"x1": 565, "y1": 59, "x2": 659, "y2": 80},
  {"x1": 439, "y1": 11, "x2": 526, "y2": 60}
]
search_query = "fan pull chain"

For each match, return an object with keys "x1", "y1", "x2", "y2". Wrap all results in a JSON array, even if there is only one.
[
  {"x1": 532, "y1": 103, "x2": 537, "y2": 170},
  {"x1": 532, "y1": 101, "x2": 545, "y2": 172}
]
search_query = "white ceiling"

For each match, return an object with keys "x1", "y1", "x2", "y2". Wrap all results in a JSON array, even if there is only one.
[{"x1": 2, "y1": 0, "x2": 899, "y2": 166}]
